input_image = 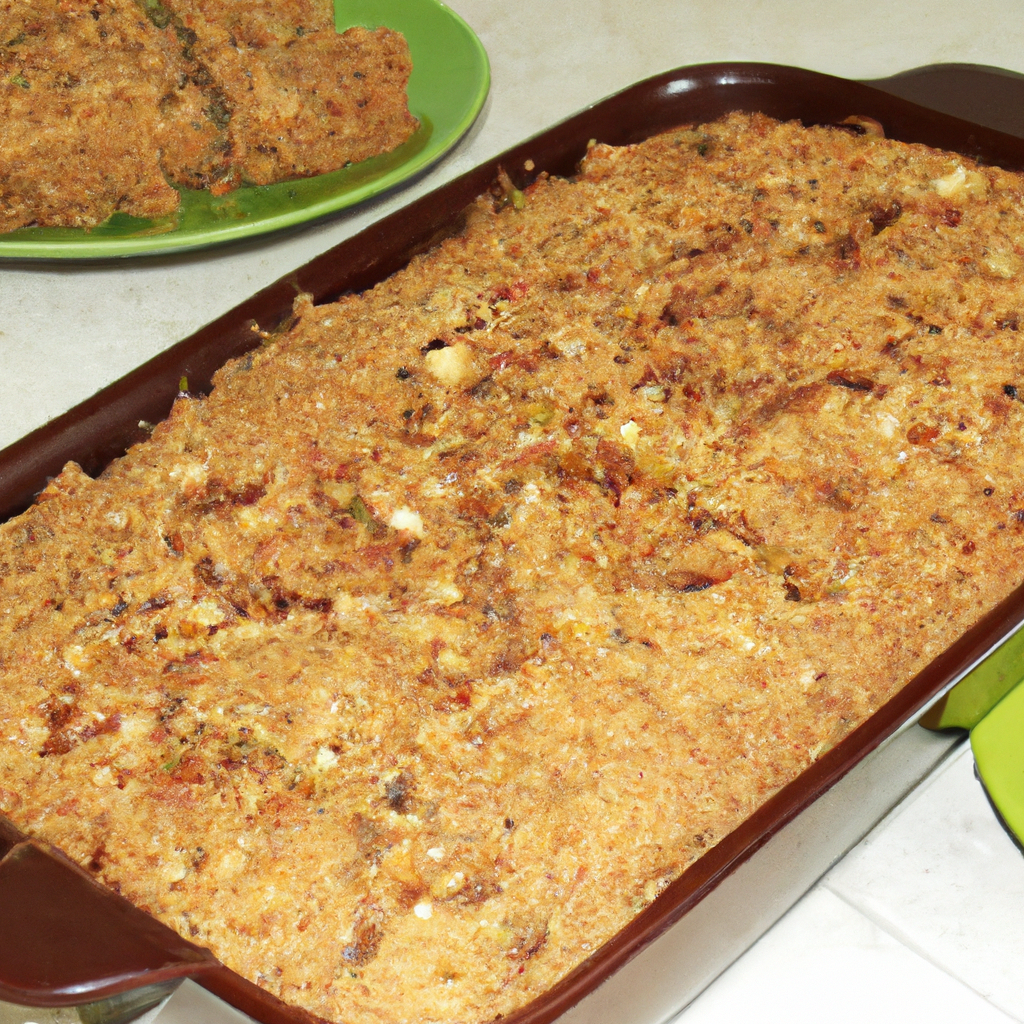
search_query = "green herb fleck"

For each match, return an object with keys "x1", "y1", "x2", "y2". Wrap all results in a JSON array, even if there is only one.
[
  {"x1": 10, "y1": 72, "x2": 29, "y2": 89},
  {"x1": 348, "y1": 495, "x2": 372, "y2": 528},
  {"x1": 203, "y1": 91, "x2": 232, "y2": 129},
  {"x1": 141, "y1": 0, "x2": 172, "y2": 28}
]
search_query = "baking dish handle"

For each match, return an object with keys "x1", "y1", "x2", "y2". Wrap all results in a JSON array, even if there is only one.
[
  {"x1": 0, "y1": 833, "x2": 217, "y2": 1008},
  {"x1": 864, "y1": 63, "x2": 1024, "y2": 140}
]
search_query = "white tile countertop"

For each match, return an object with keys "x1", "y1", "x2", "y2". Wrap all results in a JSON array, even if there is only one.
[
  {"x1": 678, "y1": 737, "x2": 1024, "y2": 1024},
  {"x1": 2, "y1": 1, "x2": 1024, "y2": 1023}
]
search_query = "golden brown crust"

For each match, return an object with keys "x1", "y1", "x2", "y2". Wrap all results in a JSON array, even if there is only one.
[
  {"x1": 0, "y1": 1, "x2": 190, "y2": 230},
  {"x1": 4, "y1": 113, "x2": 1024, "y2": 1023},
  {"x1": 163, "y1": 0, "x2": 417, "y2": 187},
  {"x1": 0, "y1": 0, "x2": 415, "y2": 231}
]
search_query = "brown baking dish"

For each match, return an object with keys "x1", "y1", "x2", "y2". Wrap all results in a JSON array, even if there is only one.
[{"x1": 4, "y1": 61, "x2": 1024, "y2": 1024}]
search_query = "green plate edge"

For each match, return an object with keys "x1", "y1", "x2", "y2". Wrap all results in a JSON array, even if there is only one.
[
  {"x1": 971, "y1": 678, "x2": 1024, "y2": 845},
  {"x1": 0, "y1": 0, "x2": 489, "y2": 259},
  {"x1": 920, "y1": 622, "x2": 1024, "y2": 731}
]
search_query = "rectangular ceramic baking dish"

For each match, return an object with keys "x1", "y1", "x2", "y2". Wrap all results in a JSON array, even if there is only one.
[{"x1": 4, "y1": 61, "x2": 1024, "y2": 1024}]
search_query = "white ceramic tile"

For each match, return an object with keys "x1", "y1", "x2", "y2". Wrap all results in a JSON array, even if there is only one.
[
  {"x1": 826, "y1": 742, "x2": 1024, "y2": 1021},
  {"x1": 673, "y1": 885, "x2": 1016, "y2": 1024},
  {"x1": 150, "y1": 981, "x2": 254, "y2": 1024},
  {"x1": 560, "y1": 724, "x2": 960, "y2": 1024}
]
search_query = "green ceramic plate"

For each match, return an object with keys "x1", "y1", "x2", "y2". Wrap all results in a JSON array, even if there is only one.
[
  {"x1": 971, "y1": 678, "x2": 1024, "y2": 846},
  {"x1": 0, "y1": 0, "x2": 489, "y2": 259}
]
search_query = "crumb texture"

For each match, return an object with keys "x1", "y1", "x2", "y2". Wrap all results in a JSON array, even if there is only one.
[
  {"x1": 0, "y1": 0, "x2": 416, "y2": 232},
  {"x1": 3, "y1": 113, "x2": 1024, "y2": 1023}
]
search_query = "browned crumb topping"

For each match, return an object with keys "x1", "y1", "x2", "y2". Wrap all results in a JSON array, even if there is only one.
[
  {"x1": 3, "y1": 112, "x2": 1024, "y2": 1023},
  {"x1": 0, "y1": 0, "x2": 416, "y2": 231}
]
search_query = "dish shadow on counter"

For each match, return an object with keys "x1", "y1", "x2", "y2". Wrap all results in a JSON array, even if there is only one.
[{"x1": 2, "y1": 60, "x2": 1024, "y2": 1024}]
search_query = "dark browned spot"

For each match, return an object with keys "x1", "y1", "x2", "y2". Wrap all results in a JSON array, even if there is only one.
[
  {"x1": 869, "y1": 200, "x2": 902, "y2": 235},
  {"x1": 385, "y1": 771, "x2": 415, "y2": 813},
  {"x1": 906, "y1": 423, "x2": 939, "y2": 445},
  {"x1": 826, "y1": 370, "x2": 874, "y2": 392}
]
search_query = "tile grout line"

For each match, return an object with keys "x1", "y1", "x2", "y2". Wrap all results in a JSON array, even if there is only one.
[{"x1": 820, "y1": 882, "x2": 1024, "y2": 1023}]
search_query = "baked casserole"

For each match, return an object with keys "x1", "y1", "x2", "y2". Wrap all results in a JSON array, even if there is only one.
[{"x1": 3, "y1": 112, "x2": 1024, "y2": 1022}]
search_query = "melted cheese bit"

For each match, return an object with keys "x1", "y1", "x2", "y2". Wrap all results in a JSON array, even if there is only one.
[
  {"x1": 389, "y1": 507, "x2": 425, "y2": 538},
  {"x1": 424, "y1": 342, "x2": 475, "y2": 386}
]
